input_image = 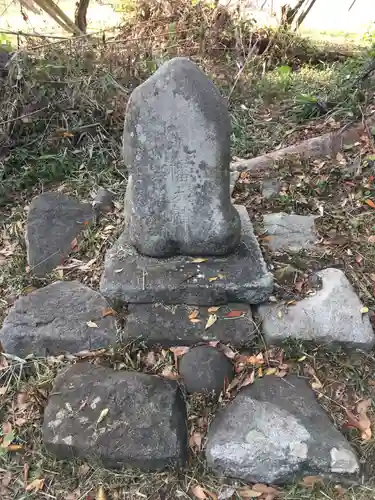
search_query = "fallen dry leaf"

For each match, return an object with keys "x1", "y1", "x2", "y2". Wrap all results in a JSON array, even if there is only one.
[
  {"x1": 265, "y1": 367, "x2": 278, "y2": 376},
  {"x1": 25, "y1": 478, "x2": 45, "y2": 492},
  {"x1": 96, "y1": 408, "x2": 109, "y2": 424},
  {"x1": 86, "y1": 320, "x2": 98, "y2": 328},
  {"x1": 208, "y1": 276, "x2": 218, "y2": 282},
  {"x1": 189, "y1": 431, "x2": 203, "y2": 451},
  {"x1": 102, "y1": 308, "x2": 115, "y2": 317},
  {"x1": 368, "y1": 235, "x2": 375, "y2": 244},
  {"x1": 365, "y1": 199, "x2": 375, "y2": 209},
  {"x1": 226, "y1": 310, "x2": 245, "y2": 318},
  {"x1": 191, "y1": 485, "x2": 208, "y2": 499},
  {"x1": 189, "y1": 310, "x2": 199, "y2": 320},
  {"x1": 191, "y1": 257, "x2": 208, "y2": 264},
  {"x1": 161, "y1": 366, "x2": 180, "y2": 380},
  {"x1": 190, "y1": 318, "x2": 201, "y2": 324},
  {"x1": 205, "y1": 314, "x2": 217, "y2": 330},
  {"x1": 169, "y1": 346, "x2": 189, "y2": 357},
  {"x1": 236, "y1": 486, "x2": 262, "y2": 498},
  {"x1": 252, "y1": 484, "x2": 280, "y2": 498},
  {"x1": 71, "y1": 237, "x2": 78, "y2": 250},
  {"x1": 23, "y1": 463, "x2": 29, "y2": 484},
  {"x1": 246, "y1": 352, "x2": 264, "y2": 365},
  {"x1": 96, "y1": 485, "x2": 107, "y2": 500},
  {"x1": 238, "y1": 371, "x2": 255, "y2": 389},
  {"x1": 208, "y1": 306, "x2": 220, "y2": 313},
  {"x1": 301, "y1": 475, "x2": 324, "y2": 488}
]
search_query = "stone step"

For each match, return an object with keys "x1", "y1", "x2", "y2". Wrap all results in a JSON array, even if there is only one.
[
  {"x1": 125, "y1": 302, "x2": 257, "y2": 347},
  {"x1": 42, "y1": 363, "x2": 187, "y2": 471},
  {"x1": 100, "y1": 205, "x2": 273, "y2": 306}
]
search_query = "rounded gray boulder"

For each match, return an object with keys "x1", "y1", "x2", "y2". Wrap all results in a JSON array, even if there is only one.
[{"x1": 179, "y1": 345, "x2": 233, "y2": 395}]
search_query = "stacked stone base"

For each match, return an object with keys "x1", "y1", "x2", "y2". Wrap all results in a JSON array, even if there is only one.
[{"x1": 100, "y1": 205, "x2": 273, "y2": 345}]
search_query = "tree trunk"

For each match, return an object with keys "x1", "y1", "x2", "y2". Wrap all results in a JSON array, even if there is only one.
[
  {"x1": 294, "y1": 0, "x2": 317, "y2": 30},
  {"x1": 280, "y1": 0, "x2": 306, "y2": 27},
  {"x1": 75, "y1": 0, "x2": 90, "y2": 34}
]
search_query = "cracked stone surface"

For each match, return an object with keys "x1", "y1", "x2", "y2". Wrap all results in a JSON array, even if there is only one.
[
  {"x1": 42, "y1": 363, "x2": 187, "y2": 470},
  {"x1": 125, "y1": 302, "x2": 257, "y2": 346},
  {"x1": 257, "y1": 268, "x2": 375, "y2": 350},
  {"x1": 206, "y1": 375, "x2": 359, "y2": 484},
  {"x1": 179, "y1": 346, "x2": 233, "y2": 394},
  {"x1": 0, "y1": 281, "x2": 117, "y2": 357},
  {"x1": 263, "y1": 213, "x2": 317, "y2": 252},
  {"x1": 26, "y1": 192, "x2": 95, "y2": 277}
]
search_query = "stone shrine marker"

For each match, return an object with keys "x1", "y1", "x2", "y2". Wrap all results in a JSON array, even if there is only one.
[
  {"x1": 101, "y1": 57, "x2": 273, "y2": 341},
  {"x1": 123, "y1": 57, "x2": 241, "y2": 257}
]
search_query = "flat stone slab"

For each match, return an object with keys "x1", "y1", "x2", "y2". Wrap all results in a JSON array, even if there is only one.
[
  {"x1": 126, "y1": 303, "x2": 257, "y2": 346},
  {"x1": 206, "y1": 375, "x2": 359, "y2": 484},
  {"x1": 263, "y1": 213, "x2": 317, "y2": 252},
  {"x1": 42, "y1": 363, "x2": 187, "y2": 470},
  {"x1": 0, "y1": 281, "x2": 117, "y2": 357},
  {"x1": 179, "y1": 346, "x2": 233, "y2": 395},
  {"x1": 100, "y1": 205, "x2": 273, "y2": 306},
  {"x1": 257, "y1": 268, "x2": 375, "y2": 350},
  {"x1": 26, "y1": 192, "x2": 95, "y2": 277}
]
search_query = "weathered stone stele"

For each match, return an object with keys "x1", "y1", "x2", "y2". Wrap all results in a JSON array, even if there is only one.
[
  {"x1": 206, "y1": 376, "x2": 359, "y2": 484},
  {"x1": 123, "y1": 56, "x2": 241, "y2": 257},
  {"x1": 43, "y1": 363, "x2": 187, "y2": 470}
]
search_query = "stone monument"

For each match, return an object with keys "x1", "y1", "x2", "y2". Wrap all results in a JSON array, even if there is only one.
[{"x1": 100, "y1": 57, "x2": 273, "y2": 345}]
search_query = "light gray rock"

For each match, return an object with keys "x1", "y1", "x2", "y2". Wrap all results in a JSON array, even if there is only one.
[
  {"x1": 100, "y1": 205, "x2": 273, "y2": 306},
  {"x1": 257, "y1": 268, "x2": 375, "y2": 350},
  {"x1": 0, "y1": 281, "x2": 117, "y2": 357},
  {"x1": 26, "y1": 192, "x2": 95, "y2": 277},
  {"x1": 263, "y1": 213, "x2": 317, "y2": 252},
  {"x1": 125, "y1": 302, "x2": 257, "y2": 346},
  {"x1": 179, "y1": 346, "x2": 233, "y2": 395},
  {"x1": 262, "y1": 178, "x2": 281, "y2": 199},
  {"x1": 206, "y1": 375, "x2": 359, "y2": 484},
  {"x1": 123, "y1": 57, "x2": 241, "y2": 258},
  {"x1": 43, "y1": 363, "x2": 187, "y2": 470}
]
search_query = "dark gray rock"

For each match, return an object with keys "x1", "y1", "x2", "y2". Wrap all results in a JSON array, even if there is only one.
[
  {"x1": 257, "y1": 268, "x2": 375, "y2": 350},
  {"x1": 100, "y1": 205, "x2": 273, "y2": 306},
  {"x1": 92, "y1": 187, "x2": 115, "y2": 213},
  {"x1": 42, "y1": 363, "x2": 187, "y2": 470},
  {"x1": 206, "y1": 375, "x2": 359, "y2": 484},
  {"x1": 179, "y1": 346, "x2": 233, "y2": 394},
  {"x1": 263, "y1": 213, "x2": 317, "y2": 252},
  {"x1": 123, "y1": 57, "x2": 241, "y2": 258},
  {"x1": 26, "y1": 192, "x2": 95, "y2": 277},
  {"x1": 262, "y1": 178, "x2": 281, "y2": 199},
  {"x1": 126, "y1": 302, "x2": 257, "y2": 346},
  {"x1": 0, "y1": 281, "x2": 117, "y2": 357}
]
